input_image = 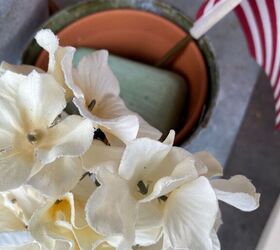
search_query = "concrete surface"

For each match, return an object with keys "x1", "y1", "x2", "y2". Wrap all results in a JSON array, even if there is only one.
[
  {"x1": 218, "y1": 70, "x2": 280, "y2": 250},
  {"x1": 0, "y1": 0, "x2": 48, "y2": 63}
]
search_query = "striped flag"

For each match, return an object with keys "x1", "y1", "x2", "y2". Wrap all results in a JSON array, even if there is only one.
[{"x1": 197, "y1": 0, "x2": 280, "y2": 128}]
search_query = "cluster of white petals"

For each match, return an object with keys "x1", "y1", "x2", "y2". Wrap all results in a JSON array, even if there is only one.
[
  {"x1": 84, "y1": 132, "x2": 260, "y2": 250},
  {"x1": 35, "y1": 29, "x2": 161, "y2": 145},
  {"x1": 0, "y1": 29, "x2": 260, "y2": 250},
  {"x1": 0, "y1": 69, "x2": 93, "y2": 196}
]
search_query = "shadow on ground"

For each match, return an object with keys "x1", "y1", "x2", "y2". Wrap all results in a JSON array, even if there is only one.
[{"x1": 218, "y1": 70, "x2": 280, "y2": 250}]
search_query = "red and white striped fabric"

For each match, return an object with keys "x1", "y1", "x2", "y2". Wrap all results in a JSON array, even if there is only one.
[{"x1": 197, "y1": 0, "x2": 280, "y2": 128}]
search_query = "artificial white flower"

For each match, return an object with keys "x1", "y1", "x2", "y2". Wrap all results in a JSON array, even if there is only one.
[
  {"x1": 35, "y1": 29, "x2": 161, "y2": 145},
  {"x1": 85, "y1": 132, "x2": 260, "y2": 250},
  {"x1": 67, "y1": 50, "x2": 140, "y2": 145},
  {"x1": 0, "y1": 180, "x2": 112, "y2": 250},
  {"x1": 85, "y1": 131, "x2": 219, "y2": 250},
  {"x1": 0, "y1": 70, "x2": 94, "y2": 193},
  {"x1": 28, "y1": 176, "x2": 116, "y2": 250}
]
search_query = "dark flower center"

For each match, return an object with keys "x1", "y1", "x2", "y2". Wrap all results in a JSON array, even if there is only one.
[
  {"x1": 88, "y1": 99, "x2": 96, "y2": 111},
  {"x1": 137, "y1": 180, "x2": 149, "y2": 195},
  {"x1": 27, "y1": 131, "x2": 39, "y2": 144}
]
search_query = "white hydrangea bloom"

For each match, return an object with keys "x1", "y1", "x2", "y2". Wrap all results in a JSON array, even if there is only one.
[
  {"x1": 0, "y1": 70, "x2": 94, "y2": 193},
  {"x1": 85, "y1": 131, "x2": 219, "y2": 249},
  {"x1": 85, "y1": 131, "x2": 260, "y2": 250}
]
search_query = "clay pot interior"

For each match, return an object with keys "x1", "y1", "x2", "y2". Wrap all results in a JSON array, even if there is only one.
[{"x1": 34, "y1": 8, "x2": 209, "y2": 145}]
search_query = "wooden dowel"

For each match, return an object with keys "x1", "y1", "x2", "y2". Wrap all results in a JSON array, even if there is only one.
[{"x1": 155, "y1": 36, "x2": 193, "y2": 68}]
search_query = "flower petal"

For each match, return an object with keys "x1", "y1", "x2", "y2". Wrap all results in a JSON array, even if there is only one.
[
  {"x1": 37, "y1": 115, "x2": 94, "y2": 165},
  {"x1": 0, "y1": 242, "x2": 41, "y2": 250},
  {"x1": 28, "y1": 157, "x2": 83, "y2": 198},
  {"x1": 2, "y1": 185, "x2": 46, "y2": 225},
  {"x1": 133, "y1": 240, "x2": 163, "y2": 250},
  {"x1": 71, "y1": 175, "x2": 97, "y2": 229},
  {"x1": 136, "y1": 115, "x2": 162, "y2": 140},
  {"x1": 0, "y1": 131, "x2": 12, "y2": 152},
  {"x1": 136, "y1": 202, "x2": 162, "y2": 230},
  {"x1": 44, "y1": 193, "x2": 96, "y2": 249},
  {"x1": 164, "y1": 177, "x2": 218, "y2": 250},
  {"x1": 29, "y1": 193, "x2": 75, "y2": 249},
  {"x1": 82, "y1": 140, "x2": 124, "y2": 171},
  {"x1": 92, "y1": 238, "x2": 116, "y2": 250},
  {"x1": 135, "y1": 226, "x2": 162, "y2": 247},
  {"x1": 0, "y1": 205, "x2": 26, "y2": 231},
  {"x1": 71, "y1": 174, "x2": 97, "y2": 204},
  {"x1": 75, "y1": 50, "x2": 120, "y2": 102},
  {"x1": 35, "y1": 29, "x2": 59, "y2": 72},
  {"x1": 57, "y1": 47, "x2": 74, "y2": 75},
  {"x1": 53, "y1": 230, "x2": 80, "y2": 250},
  {"x1": 62, "y1": 55, "x2": 84, "y2": 99},
  {"x1": 86, "y1": 168, "x2": 137, "y2": 249},
  {"x1": 73, "y1": 96, "x2": 139, "y2": 144},
  {"x1": 94, "y1": 235, "x2": 133, "y2": 250},
  {"x1": 72, "y1": 226, "x2": 104, "y2": 250},
  {"x1": 162, "y1": 130, "x2": 175, "y2": 145},
  {"x1": 210, "y1": 230, "x2": 221, "y2": 250},
  {"x1": 118, "y1": 131, "x2": 174, "y2": 182},
  {"x1": 52, "y1": 46, "x2": 76, "y2": 101},
  {"x1": 18, "y1": 71, "x2": 66, "y2": 128},
  {"x1": 194, "y1": 152, "x2": 223, "y2": 178},
  {"x1": 100, "y1": 115, "x2": 139, "y2": 145},
  {"x1": 156, "y1": 145, "x2": 207, "y2": 178},
  {"x1": 0, "y1": 71, "x2": 25, "y2": 102},
  {"x1": 147, "y1": 146, "x2": 196, "y2": 183},
  {"x1": 53, "y1": 240, "x2": 74, "y2": 250},
  {"x1": 134, "y1": 202, "x2": 163, "y2": 247},
  {"x1": 0, "y1": 232, "x2": 34, "y2": 248},
  {"x1": 211, "y1": 175, "x2": 260, "y2": 212},
  {"x1": 94, "y1": 94, "x2": 161, "y2": 142},
  {"x1": 140, "y1": 157, "x2": 199, "y2": 203},
  {"x1": 0, "y1": 150, "x2": 33, "y2": 191},
  {"x1": 214, "y1": 209, "x2": 223, "y2": 231},
  {"x1": 93, "y1": 94, "x2": 132, "y2": 120},
  {"x1": 0, "y1": 95, "x2": 23, "y2": 136},
  {"x1": 35, "y1": 29, "x2": 74, "y2": 100}
]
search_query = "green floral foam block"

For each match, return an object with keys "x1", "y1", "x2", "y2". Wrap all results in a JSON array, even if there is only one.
[{"x1": 74, "y1": 48, "x2": 187, "y2": 138}]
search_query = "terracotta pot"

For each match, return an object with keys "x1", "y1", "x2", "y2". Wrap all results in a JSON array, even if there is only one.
[{"x1": 22, "y1": 0, "x2": 218, "y2": 145}]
